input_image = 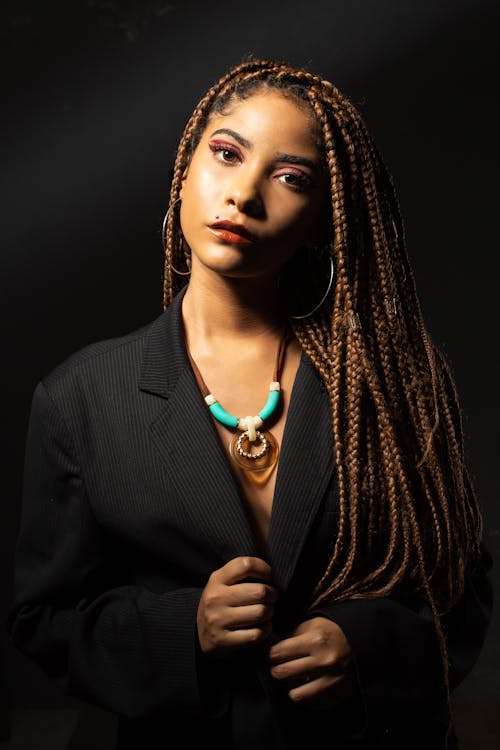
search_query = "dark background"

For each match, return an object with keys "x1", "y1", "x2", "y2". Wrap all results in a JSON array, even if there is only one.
[{"x1": 2, "y1": 0, "x2": 498, "y2": 744}]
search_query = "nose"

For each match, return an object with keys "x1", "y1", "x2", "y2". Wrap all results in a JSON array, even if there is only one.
[{"x1": 223, "y1": 171, "x2": 265, "y2": 219}]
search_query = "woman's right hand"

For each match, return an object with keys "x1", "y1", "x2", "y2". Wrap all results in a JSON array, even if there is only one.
[{"x1": 197, "y1": 556, "x2": 278, "y2": 660}]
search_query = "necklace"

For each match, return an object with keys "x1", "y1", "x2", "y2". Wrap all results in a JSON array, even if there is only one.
[{"x1": 184, "y1": 325, "x2": 290, "y2": 487}]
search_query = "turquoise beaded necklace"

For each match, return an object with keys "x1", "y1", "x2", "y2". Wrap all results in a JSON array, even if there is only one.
[{"x1": 185, "y1": 325, "x2": 290, "y2": 484}]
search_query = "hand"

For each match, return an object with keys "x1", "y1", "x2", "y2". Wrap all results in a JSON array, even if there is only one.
[
  {"x1": 267, "y1": 616, "x2": 356, "y2": 710},
  {"x1": 197, "y1": 556, "x2": 278, "y2": 660}
]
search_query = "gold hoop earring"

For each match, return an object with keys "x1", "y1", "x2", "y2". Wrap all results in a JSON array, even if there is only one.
[
  {"x1": 284, "y1": 255, "x2": 335, "y2": 319},
  {"x1": 162, "y1": 197, "x2": 191, "y2": 276}
]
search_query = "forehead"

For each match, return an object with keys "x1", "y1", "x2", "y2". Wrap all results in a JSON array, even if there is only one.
[{"x1": 203, "y1": 91, "x2": 321, "y2": 153}]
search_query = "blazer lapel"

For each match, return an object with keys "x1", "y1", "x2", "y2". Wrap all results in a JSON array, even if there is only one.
[
  {"x1": 139, "y1": 284, "x2": 259, "y2": 562},
  {"x1": 138, "y1": 285, "x2": 336, "y2": 591},
  {"x1": 267, "y1": 351, "x2": 335, "y2": 592}
]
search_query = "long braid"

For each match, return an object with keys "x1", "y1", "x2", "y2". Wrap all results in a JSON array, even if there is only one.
[{"x1": 161, "y1": 58, "x2": 484, "y2": 748}]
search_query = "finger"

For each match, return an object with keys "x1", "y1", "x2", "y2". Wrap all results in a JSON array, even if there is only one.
[
  {"x1": 267, "y1": 634, "x2": 311, "y2": 664},
  {"x1": 287, "y1": 674, "x2": 344, "y2": 706},
  {"x1": 267, "y1": 632, "x2": 281, "y2": 647},
  {"x1": 226, "y1": 602, "x2": 274, "y2": 629},
  {"x1": 269, "y1": 656, "x2": 317, "y2": 683},
  {"x1": 222, "y1": 621, "x2": 273, "y2": 649},
  {"x1": 219, "y1": 556, "x2": 273, "y2": 585},
  {"x1": 228, "y1": 582, "x2": 278, "y2": 606}
]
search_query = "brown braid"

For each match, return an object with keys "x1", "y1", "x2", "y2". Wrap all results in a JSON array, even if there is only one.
[{"x1": 161, "y1": 56, "x2": 484, "y2": 747}]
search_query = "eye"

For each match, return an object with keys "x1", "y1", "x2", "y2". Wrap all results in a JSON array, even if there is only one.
[
  {"x1": 209, "y1": 142, "x2": 240, "y2": 164},
  {"x1": 276, "y1": 171, "x2": 312, "y2": 192}
]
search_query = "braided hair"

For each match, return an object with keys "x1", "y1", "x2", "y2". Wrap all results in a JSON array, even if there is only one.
[{"x1": 162, "y1": 56, "x2": 484, "y2": 747}]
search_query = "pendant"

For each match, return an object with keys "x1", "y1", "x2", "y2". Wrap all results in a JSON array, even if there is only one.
[{"x1": 228, "y1": 430, "x2": 279, "y2": 487}]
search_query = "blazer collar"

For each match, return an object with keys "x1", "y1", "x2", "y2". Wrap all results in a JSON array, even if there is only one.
[{"x1": 138, "y1": 283, "x2": 190, "y2": 399}]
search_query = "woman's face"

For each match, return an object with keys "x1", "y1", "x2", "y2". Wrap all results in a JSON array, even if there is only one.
[{"x1": 179, "y1": 90, "x2": 329, "y2": 280}]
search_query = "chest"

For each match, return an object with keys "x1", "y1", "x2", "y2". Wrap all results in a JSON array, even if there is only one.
[
  {"x1": 211, "y1": 413, "x2": 284, "y2": 557},
  {"x1": 206, "y1": 342, "x2": 302, "y2": 556},
  {"x1": 76, "y1": 331, "x2": 338, "y2": 597}
]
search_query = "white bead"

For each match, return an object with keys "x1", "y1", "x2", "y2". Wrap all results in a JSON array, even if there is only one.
[
  {"x1": 205, "y1": 394, "x2": 217, "y2": 406},
  {"x1": 245, "y1": 416, "x2": 257, "y2": 442},
  {"x1": 270, "y1": 381, "x2": 280, "y2": 391},
  {"x1": 238, "y1": 415, "x2": 263, "y2": 432}
]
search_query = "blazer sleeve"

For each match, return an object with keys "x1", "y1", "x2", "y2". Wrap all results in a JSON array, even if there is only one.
[
  {"x1": 305, "y1": 541, "x2": 494, "y2": 742},
  {"x1": 6, "y1": 380, "x2": 230, "y2": 721}
]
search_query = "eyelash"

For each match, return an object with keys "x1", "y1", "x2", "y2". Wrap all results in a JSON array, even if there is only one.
[
  {"x1": 208, "y1": 142, "x2": 312, "y2": 192},
  {"x1": 209, "y1": 143, "x2": 240, "y2": 164}
]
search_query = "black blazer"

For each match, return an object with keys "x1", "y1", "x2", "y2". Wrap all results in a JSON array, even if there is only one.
[{"x1": 7, "y1": 284, "x2": 494, "y2": 749}]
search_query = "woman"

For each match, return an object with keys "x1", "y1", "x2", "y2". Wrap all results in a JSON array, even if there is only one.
[{"x1": 7, "y1": 58, "x2": 493, "y2": 749}]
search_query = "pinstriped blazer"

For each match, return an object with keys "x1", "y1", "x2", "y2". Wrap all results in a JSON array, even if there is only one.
[{"x1": 7, "y1": 283, "x2": 494, "y2": 749}]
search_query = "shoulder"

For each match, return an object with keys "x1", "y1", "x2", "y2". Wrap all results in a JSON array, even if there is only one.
[
  {"x1": 43, "y1": 320, "x2": 151, "y2": 382},
  {"x1": 39, "y1": 313, "x2": 163, "y2": 405},
  {"x1": 30, "y1": 283, "x2": 187, "y2": 423}
]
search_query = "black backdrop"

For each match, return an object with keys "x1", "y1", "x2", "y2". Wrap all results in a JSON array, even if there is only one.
[{"x1": 2, "y1": 0, "x2": 498, "y2": 718}]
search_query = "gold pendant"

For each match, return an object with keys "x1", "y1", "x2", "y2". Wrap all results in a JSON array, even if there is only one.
[{"x1": 228, "y1": 430, "x2": 279, "y2": 487}]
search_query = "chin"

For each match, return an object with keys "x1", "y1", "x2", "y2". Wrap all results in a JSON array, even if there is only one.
[
  {"x1": 189, "y1": 239, "x2": 285, "y2": 280},
  {"x1": 194, "y1": 243, "x2": 256, "y2": 273},
  {"x1": 201, "y1": 257, "x2": 276, "y2": 281},
  {"x1": 204, "y1": 261, "x2": 262, "y2": 279}
]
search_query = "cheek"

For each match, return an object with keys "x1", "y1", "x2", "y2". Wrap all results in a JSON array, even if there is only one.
[
  {"x1": 181, "y1": 168, "x2": 219, "y2": 212},
  {"x1": 275, "y1": 201, "x2": 320, "y2": 244},
  {"x1": 180, "y1": 178, "x2": 218, "y2": 244}
]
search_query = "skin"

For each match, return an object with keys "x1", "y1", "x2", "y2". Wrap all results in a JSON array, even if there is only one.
[
  {"x1": 179, "y1": 90, "x2": 330, "y2": 343},
  {"x1": 179, "y1": 90, "x2": 356, "y2": 709}
]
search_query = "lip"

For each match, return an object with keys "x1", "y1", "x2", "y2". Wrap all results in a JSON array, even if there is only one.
[{"x1": 208, "y1": 221, "x2": 255, "y2": 244}]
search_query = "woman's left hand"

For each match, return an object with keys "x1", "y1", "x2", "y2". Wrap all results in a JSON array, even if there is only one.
[{"x1": 267, "y1": 616, "x2": 357, "y2": 709}]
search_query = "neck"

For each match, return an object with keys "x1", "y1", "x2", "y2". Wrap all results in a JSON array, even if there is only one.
[{"x1": 181, "y1": 267, "x2": 287, "y2": 343}]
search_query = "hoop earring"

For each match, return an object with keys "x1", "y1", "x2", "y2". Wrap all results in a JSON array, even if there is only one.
[
  {"x1": 286, "y1": 256, "x2": 335, "y2": 319},
  {"x1": 162, "y1": 197, "x2": 191, "y2": 276}
]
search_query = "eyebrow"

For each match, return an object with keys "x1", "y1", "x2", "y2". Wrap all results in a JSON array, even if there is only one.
[
  {"x1": 209, "y1": 128, "x2": 319, "y2": 172},
  {"x1": 210, "y1": 128, "x2": 252, "y2": 150}
]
